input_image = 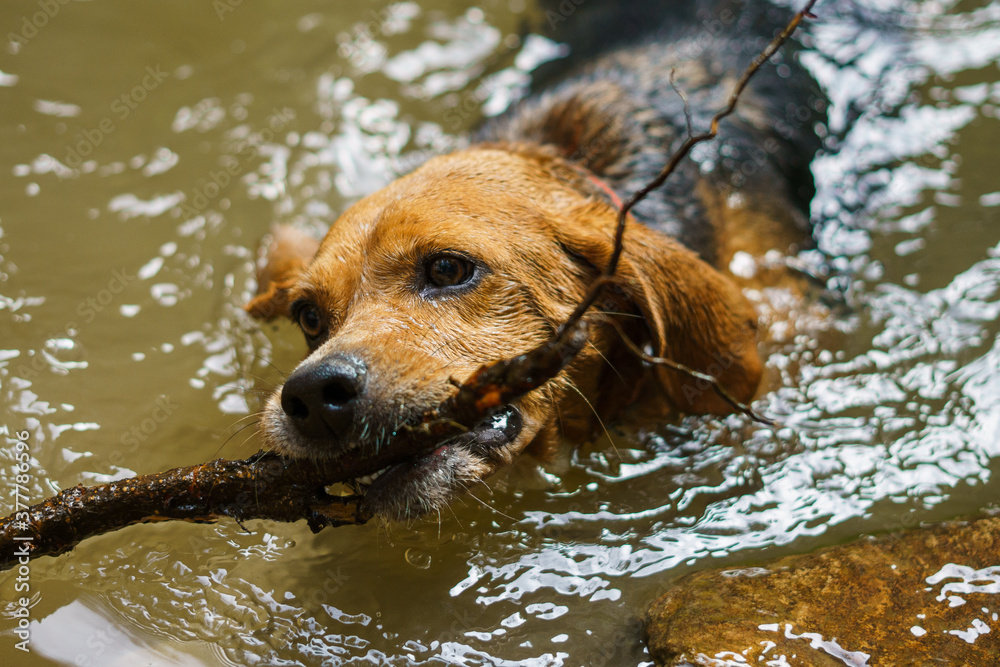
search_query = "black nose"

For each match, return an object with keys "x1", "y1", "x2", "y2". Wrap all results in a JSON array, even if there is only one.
[{"x1": 280, "y1": 354, "x2": 367, "y2": 440}]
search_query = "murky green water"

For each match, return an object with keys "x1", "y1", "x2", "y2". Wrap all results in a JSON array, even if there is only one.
[{"x1": 1, "y1": 0, "x2": 999, "y2": 665}]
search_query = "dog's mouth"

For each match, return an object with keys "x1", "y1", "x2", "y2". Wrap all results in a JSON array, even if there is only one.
[{"x1": 355, "y1": 404, "x2": 525, "y2": 519}]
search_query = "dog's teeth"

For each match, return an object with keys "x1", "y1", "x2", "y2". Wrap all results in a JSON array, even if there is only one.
[
  {"x1": 358, "y1": 475, "x2": 373, "y2": 485},
  {"x1": 370, "y1": 469, "x2": 385, "y2": 481}
]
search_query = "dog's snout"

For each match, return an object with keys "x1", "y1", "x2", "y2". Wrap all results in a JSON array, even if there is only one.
[{"x1": 280, "y1": 354, "x2": 367, "y2": 440}]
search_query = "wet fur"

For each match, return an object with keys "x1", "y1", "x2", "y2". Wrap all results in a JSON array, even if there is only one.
[{"x1": 246, "y1": 1, "x2": 824, "y2": 521}]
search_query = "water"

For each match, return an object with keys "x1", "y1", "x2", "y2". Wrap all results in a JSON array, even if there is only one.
[{"x1": 1, "y1": 0, "x2": 999, "y2": 664}]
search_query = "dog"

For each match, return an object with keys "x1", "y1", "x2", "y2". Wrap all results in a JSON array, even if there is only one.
[{"x1": 245, "y1": 0, "x2": 824, "y2": 521}]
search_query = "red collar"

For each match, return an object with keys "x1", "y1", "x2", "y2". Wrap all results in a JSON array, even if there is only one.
[
  {"x1": 583, "y1": 171, "x2": 626, "y2": 210},
  {"x1": 565, "y1": 161, "x2": 630, "y2": 216}
]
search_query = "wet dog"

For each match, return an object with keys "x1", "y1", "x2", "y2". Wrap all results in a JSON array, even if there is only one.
[{"x1": 246, "y1": 0, "x2": 824, "y2": 521}]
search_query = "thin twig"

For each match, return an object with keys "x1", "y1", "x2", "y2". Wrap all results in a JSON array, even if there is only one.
[
  {"x1": 608, "y1": 320, "x2": 775, "y2": 426},
  {"x1": 556, "y1": 0, "x2": 818, "y2": 420},
  {"x1": 669, "y1": 67, "x2": 694, "y2": 139}
]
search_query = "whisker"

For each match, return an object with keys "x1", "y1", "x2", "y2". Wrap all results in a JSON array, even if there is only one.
[
  {"x1": 236, "y1": 424, "x2": 262, "y2": 454},
  {"x1": 586, "y1": 340, "x2": 626, "y2": 384},
  {"x1": 564, "y1": 378, "x2": 620, "y2": 462},
  {"x1": 465, "y1": 488, "x2": 515, "y2": 522},
  {"x1": 547, "y1": 383, "x2": 566, "y2": 434},
  {"x1": 423, "y1": 332, "x2": 484, "y2": 362},
  {"x1": 226, "y1": 412, "x2": 266, "y2": 427},
  {"x1": 413, "y1": 306, "x2": 454, "y2": 349},
  {"x1": 473, "y1": 475, "x2": 495, "y2": 496},
  {"x1": 215, "y1": 418, "x2": 263, "y2": 458},
  {"x1": 248, "y1": 352, "x2": 289, "y2": 381},
  {"x1": 226, "y1": 371, "x2": 281, "y2": 390},
  {"x1": 591, "y1": 310, "x2": 643, "y2": 319}
]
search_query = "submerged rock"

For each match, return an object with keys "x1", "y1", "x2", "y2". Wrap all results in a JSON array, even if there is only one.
[{"x1": 646, "y1": 517, "x2": 1000, "y2": 666}]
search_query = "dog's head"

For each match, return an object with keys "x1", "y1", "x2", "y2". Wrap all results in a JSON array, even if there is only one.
[{"x1": 247, "y1": 146, "x2": 761, "y2": 521}]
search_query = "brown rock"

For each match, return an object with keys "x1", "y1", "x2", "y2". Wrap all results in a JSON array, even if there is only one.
[{"x1": 646, "y1": 517, "x2": 1000, "y2": 666}]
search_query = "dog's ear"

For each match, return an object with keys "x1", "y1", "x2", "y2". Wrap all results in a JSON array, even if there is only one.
[
  {"x1": 245, "y1": 225, "x2": 320, "y2": 320},
  {"x1": 555, "y1": 209, "x2": 762, "y2": 414}
]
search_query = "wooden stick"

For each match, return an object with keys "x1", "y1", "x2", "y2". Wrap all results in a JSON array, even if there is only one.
[
  {"x1": 0, "y1": 321, "x2": 589, "y2": 571},
  {"x1": 0, "y1": 1, "x2": 817, "y2": 570}
]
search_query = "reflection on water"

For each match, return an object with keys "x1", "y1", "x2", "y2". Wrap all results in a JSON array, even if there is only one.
[{"x1": 1, "y1": 0, "x2": 1000, "y2": 665}]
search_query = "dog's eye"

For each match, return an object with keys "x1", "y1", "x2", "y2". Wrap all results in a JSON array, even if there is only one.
[
  {"x1": 295, "y1": 303, "x2": 324, "y2": 339},
  {"x1": 426, "y1": 254, "x2": 474, "y2": 289}
]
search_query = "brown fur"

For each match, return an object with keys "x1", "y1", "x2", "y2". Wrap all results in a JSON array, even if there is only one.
[
  {"x1": 243, "y1": 0, "x2": 828, "y2": 520},
  {"x1": 247, "y1": 146, "x2": 767, "y2": 520}
]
